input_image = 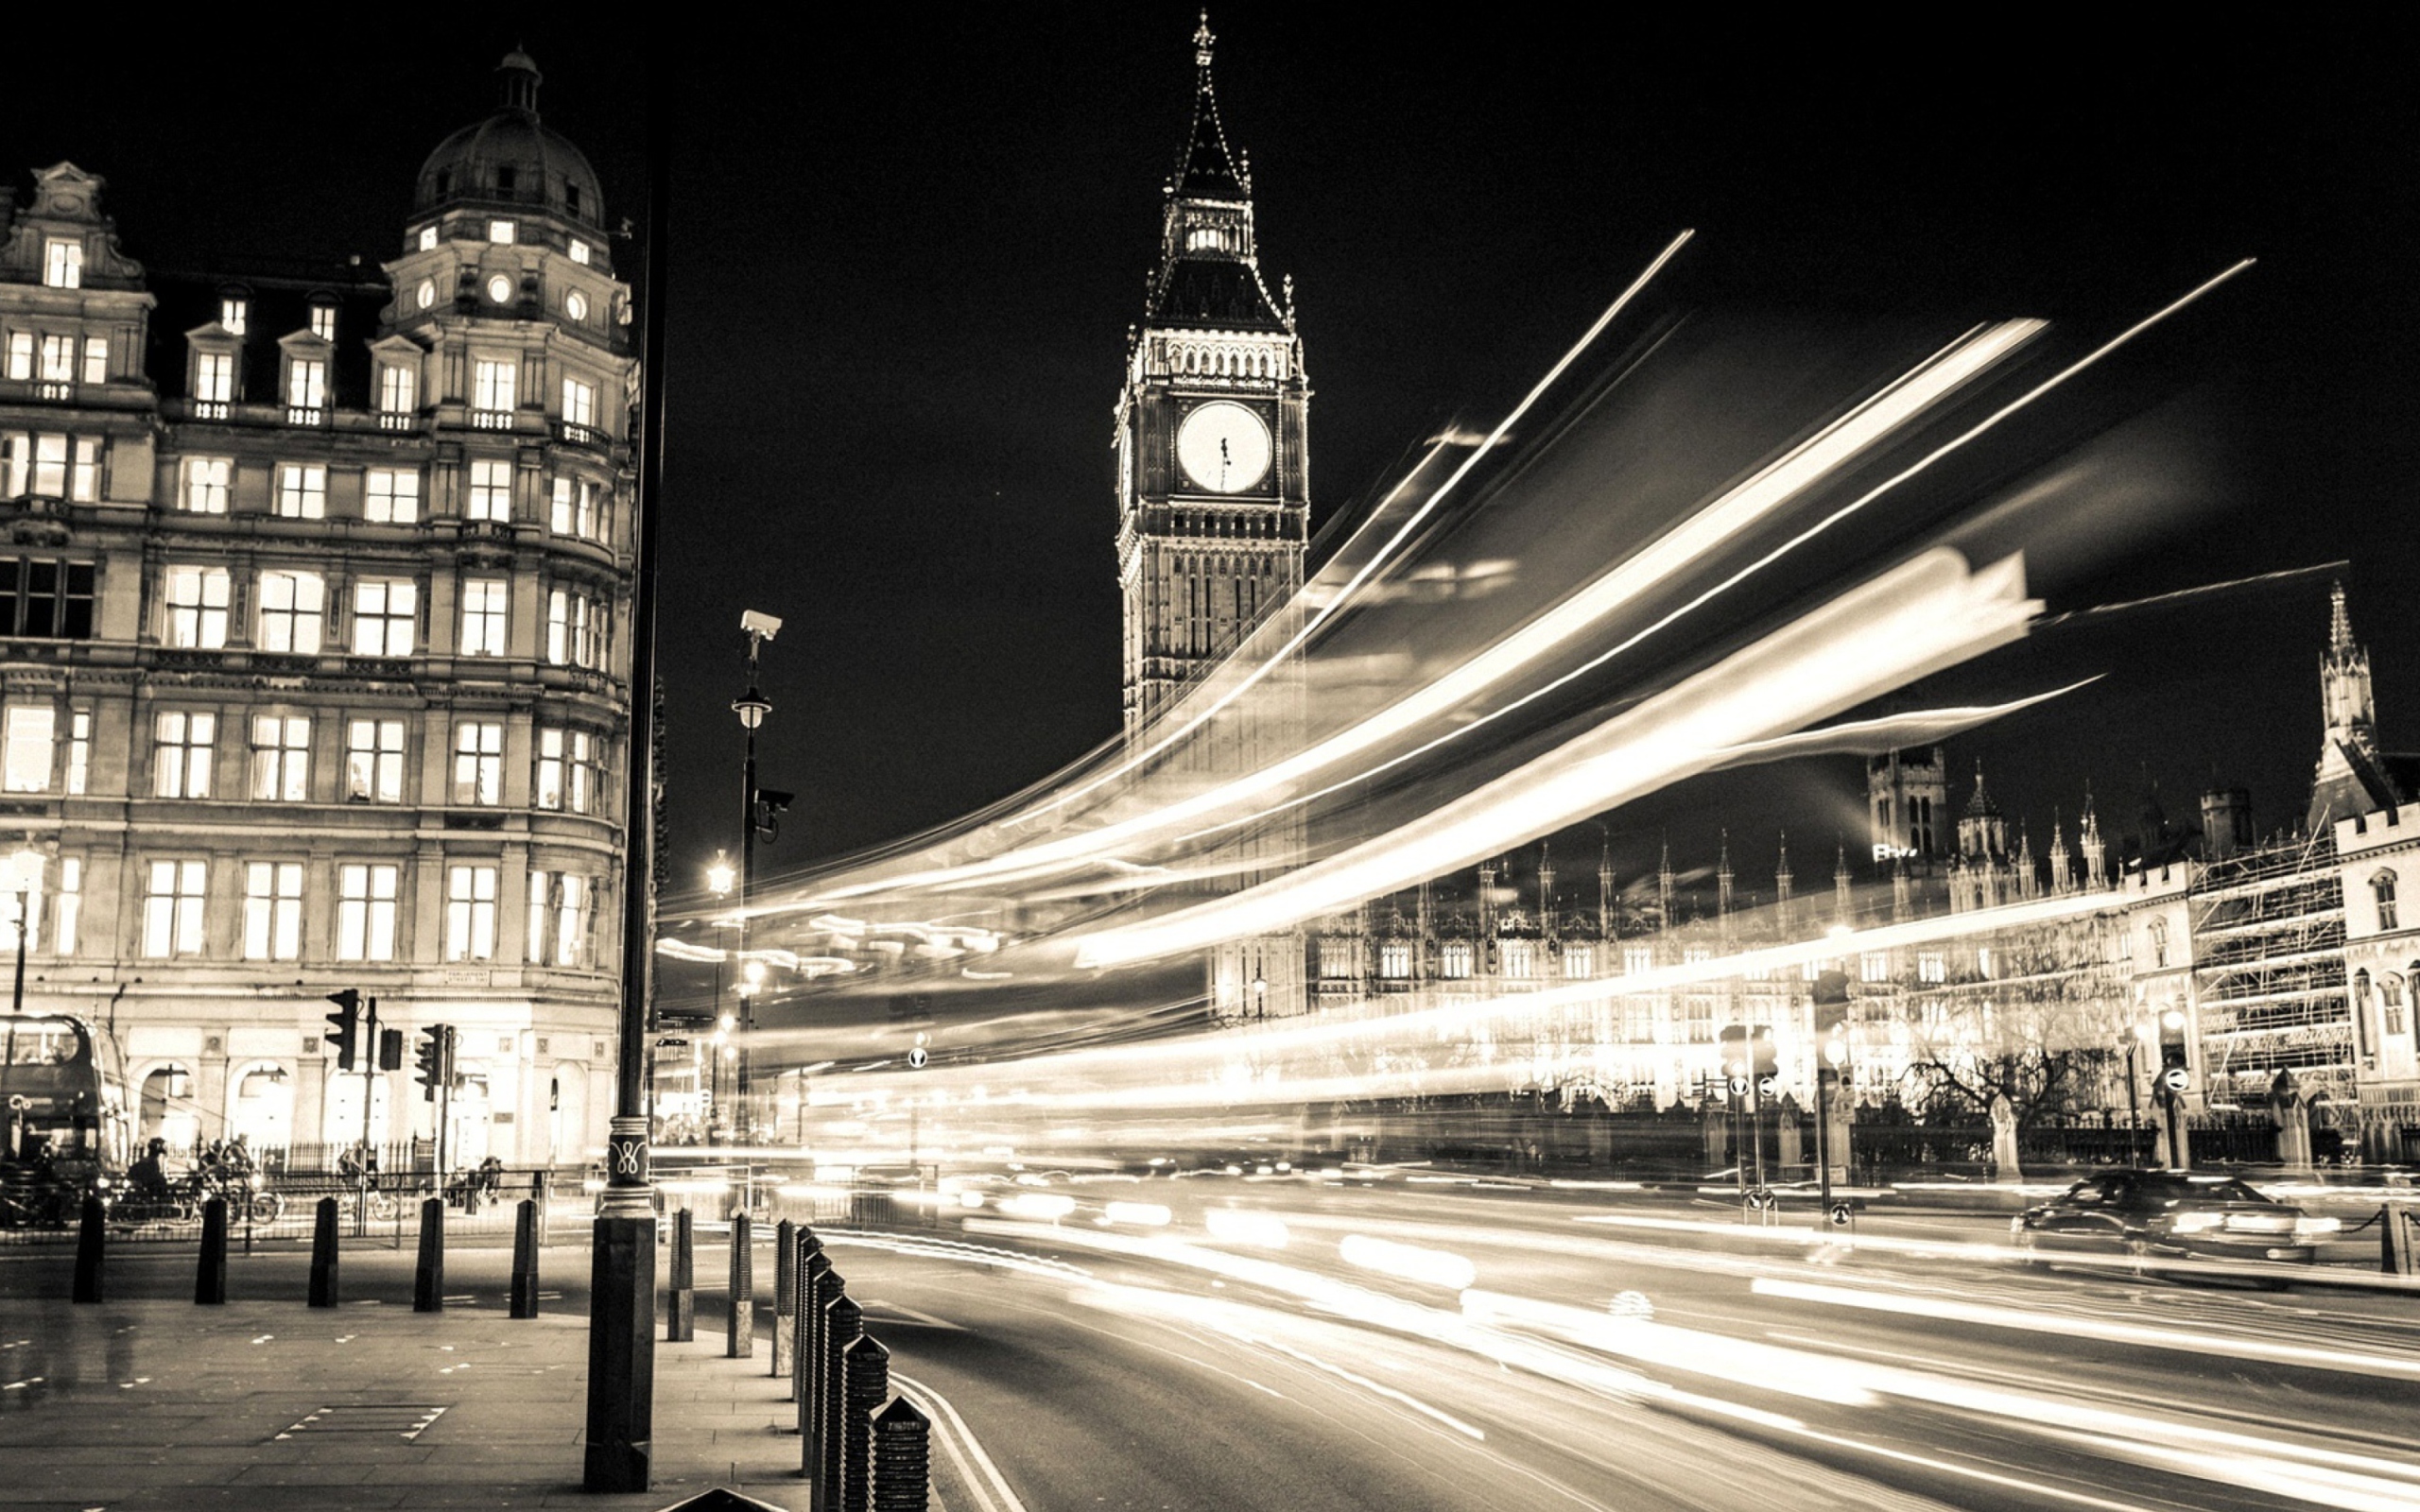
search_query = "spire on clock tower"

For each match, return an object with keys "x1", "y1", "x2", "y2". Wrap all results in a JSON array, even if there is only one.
[{"x1": 1145, "y1": 11, "x2": 1288, "y2": 334}]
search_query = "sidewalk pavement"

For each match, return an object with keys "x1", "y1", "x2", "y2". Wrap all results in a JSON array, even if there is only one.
[{"x1": 0, "y1": 1286, "x2": 930, "y2": 1510}]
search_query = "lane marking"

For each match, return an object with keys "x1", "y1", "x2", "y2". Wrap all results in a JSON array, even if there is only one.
[
  {"x1": 892, "y1": 1369, "x2": 1028, "y2": 1512},
  {"x1": 859, "y1": 1298, "x2": 969, "y2": 1332}
]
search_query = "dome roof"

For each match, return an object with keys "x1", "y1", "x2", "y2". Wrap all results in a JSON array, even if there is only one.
[{"x1": 414, "y1": 51, "x2": 604, "y2": 231}]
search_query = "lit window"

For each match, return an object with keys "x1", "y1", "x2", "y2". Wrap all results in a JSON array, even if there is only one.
[
  {"x1": 445, "y1": 864, "x2": 498, "y2": 961},
  {"x1": 489, "y1": 220, "x2": 515, "y2": 245},
  {"x1": 65, "y1": 711, "x2": 89, "y2": 796},
  {"x1": 285, "y1": 358, "x2": 326, "y2": 415},
  {"x1": 275, "y1": 463, "x2": 326, "y2": 519},
  {"x1": 152, "y1": 711, "x2": 216, "y2": 799},
  {"x1": 39, "y1": 335, "x2": 74, "y2": 383},
  {"x1": 221, "y1": 298, "x2": 248, "y2": 335},
  {"x1": 142, "y1": 859, "x2": 208, "y2": 957},
  {"x1": 1379, "y1": 940, "x2": 1410, "y2": 978},
  {"x1": 54, "y1": 857, "x2": 79, "y2": 956},
  {"x1": 467, "y1": 459, "x2": 513, "y2": 521},
  {"x1": 1441, "y1": 941, "x2": 1473, "y2": 979},
  {"x1": 1861, "y1": 951, "x2": 1890, "y2": 983},
  {"x1": 5, "y1": 334, "x2": 30, "y2": 381},
  {"x1": 567, "y1": 730, "x2": 598, "y2": 814},
  {"x1": 1918, "y1": 951, "x2": 1945, "y2": 984},
  {"x1": 308, "y1": 306, "x2": 337, "y2": 342},
  {"x1": 546, "y1": 588, "x2": 600, "y2": 668},
  {"x1": 565, "y1": 289, "x2": 589, "y2": 321},
  {"x1": 242, "y1": 861, "x2": 304, "y2": 960},
  {"x1": 351, "y1": 578, "x2": 417, "y2": 657},
  {"x1": 473, "y1": 359, "x2": 517, "y2": 413},
  {"x1": 181, "y1": 457, "x2": 231, "y2": 513},
  {"x1": 249, "y1": 714, "x2": 310, "y2": 801},
  {"x1": 452, "y1": 720, "x2": 503, "y2": 805},
  {"x1": 43, "y1": 240, "x2": 82, "y2": 289},
  {"x1": 1564, "y1": 944, "x2": 1593, "y2": 980},
  {"x1": 1685, "y1": 947, "x2": 1711, "y2": 968},
  {"x1": 536, "y1": 728, "x2": 567, "y2": 810},
  {"x1": 417, "y1": 225, "x2": 439, "y2": 252},
  {"x1": 378, "y1": 364, "x2": 417, "y2": 417},
  {"x1": 2376, "y1": 870, "x2": 2400, "y2": 933},
  {"x1": 416, "y1": 279, "x2": 437, "y2": 312},
  {"x1": 1624, "y1": 946, "x2": 1653, "y2": 976},
  {"x1": 550, "y1": 477, "x2": 600, "y2": 538},
  {"x1": 365, "y1": 468, "x2": 420, "y2": 524},
  {"x1": 80, "y1": 336, "x2": 107, "y2": 386},
  {"x1": 528, "y1": 871, "x2": 591, "y2": 967},
  {"x1": 1978, "y1": 946, "x2": 1996, "y2": 978},
  {"x1": 337, "y1": 863, "x2": 400, "y2": 961},
  {"x1": 3, "y1": 705, "x2": 53, "y2": 792},
  {"x1": 569, "y1": 239, "x2": 591, "y2": 266},
  {"x1": 562, "y1": 376, "x2": 595, "y2": 428},
  {"x1": 256, "y1": 570, "x2": 326, "y2": 653},
  {"x1": 163, "y1": 565, "x2": 231, "y2": 648},
  {"x1": 6, "y1": 433, "x2": 100, "y2": 502},
  {"x1": 459, "y1": 578, "x2": 510, "y2": 656},
  {"x1": 344, "y1": 718, "x2": 406, "y2": 804},
  {"x1": 1501, "y1": 938, "x2": 1533, "y2": 977},
  {"x1": 487, "y1": 274, "x2": 514, "y2": 304},
  {"x1": 195, "y1": 352, "x2": 233, "y2": 405}
]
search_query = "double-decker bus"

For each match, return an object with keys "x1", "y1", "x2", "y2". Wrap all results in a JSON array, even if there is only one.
[{"x1": 2, "y1": 1014, "x2": 131, "y2": 1183}]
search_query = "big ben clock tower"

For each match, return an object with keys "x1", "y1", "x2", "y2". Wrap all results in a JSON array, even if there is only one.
[{"x1": 1115, "y1": 12, "x2": 1309, "y2": 1018}]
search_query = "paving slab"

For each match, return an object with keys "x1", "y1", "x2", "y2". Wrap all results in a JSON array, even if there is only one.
[{"x1": 0, "y1": 1296, "x2": 941, "y2": 1511}]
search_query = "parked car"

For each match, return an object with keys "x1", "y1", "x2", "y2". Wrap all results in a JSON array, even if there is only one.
[{"x1": 2012, "y1": 1170, "x2": 2339, "y2": 1276}]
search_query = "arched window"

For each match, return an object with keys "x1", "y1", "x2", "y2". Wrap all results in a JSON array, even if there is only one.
[
  {"x1": 1441, "y1": 941, "x2": 1474, "y2": 979},
  {"x1": 2148, "y1": 919, "x2": 2169, "y2": 969},
  {"x1": 2374, "y1": 869, "x2": 2399, "y2": 932},
  {"x1": 224, "y1": 1060, "x2": 293, "y2": 1154},
  {"x1": 139, "y1": 1063, "x2": 199, "y2": 1150}
]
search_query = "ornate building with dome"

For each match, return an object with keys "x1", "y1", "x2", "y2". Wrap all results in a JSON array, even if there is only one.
[{"x1": 0, "y1": 51, "x2": 635, "y2": 1169}]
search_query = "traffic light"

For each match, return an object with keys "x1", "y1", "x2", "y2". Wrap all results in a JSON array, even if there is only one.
[
  {"x1": 324, "y1": 989, "x2": 362, "y2": 1072},
  {"x1": 2157, "y1": 1007, "x2": 2190, "y2": 1094},
  {"x1": 377, "y1": 1026, "x2": 405, "y2": 1073},
  {"x1": 416, "y1": 1024, "x2": 453, "y2": 1102},
  {"x1": 1812, "y1": 971, "x2": 1853, "y2": 1073},
  {"x1": 1719, "y1": 1024, "x2": 1750, "y2": 1090}
]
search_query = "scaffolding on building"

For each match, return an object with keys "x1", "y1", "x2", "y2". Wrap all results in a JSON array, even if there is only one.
[{"x1": 2189, "y1": 828, "x2": 2354, "y2": 1112}]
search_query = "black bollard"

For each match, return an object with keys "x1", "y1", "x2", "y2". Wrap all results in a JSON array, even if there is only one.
[
  {"x1": 72, "y1": 1194, "x2": 105, "y2": 1304},
  {"x1": 868, "y1": 1396, "x2": 931, "y2": 1512},
  {"x1": 308, "y1": 1196, "x2": 340, "y2": 1307},
  {"x1": 195, "y1": 1196, "x2": 228, "y2": 1305},
  {"x1": 510, "y1": 1198, "x2": 541, "y2": 1317},
  {"x1": 841, "y1": 1332, "x2": 890, "y2": 1512},
  {"x1": 800, "y1": 1259, "x2": 838, "y2": 1469},
  {"x1": 666, "y1": 1206, "x2": 695, "y2": 1342},
  {"x1": 772, "y1": 1218, "x2": 797, "y2": 1379},
  {"x1": 727, "y1": 1211, "x2": 754, "y2": 1358},
  {"x1": 413, "y1": 1196, "x2": 444, "y2": 1313},
  {"x1": 821, "y1": 1293, "x2": 864, "y2": 1512}
]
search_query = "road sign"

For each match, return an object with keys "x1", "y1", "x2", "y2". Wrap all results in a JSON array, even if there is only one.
[
  {"x1": 907, "y1": 1046, "x2": 928, "y2": 1070},
  {"x1": 1827, "y1": 1201, "x2": 1854, "y2": 1227},
  {"x1": 2158, "y1": 1066, "x2": 2190, "y2": 1093}
]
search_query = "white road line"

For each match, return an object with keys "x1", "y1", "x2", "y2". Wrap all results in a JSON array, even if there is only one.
[
  {"x1": 859, "y1": 1298, "x2": 969, "y2": 1332},
  {"x1": 892, "y1": 1369, "x2": 1027, "y2": 1512}
]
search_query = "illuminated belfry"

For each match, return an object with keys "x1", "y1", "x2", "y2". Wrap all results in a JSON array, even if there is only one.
[
  {"x1": 2308, "y1": 581, "x2": 2389, "y2": 831},
  {"x1": 1113, "y1": 12, "x2": 1311, "y2": 1019},
  {"x1": 1868, "y1": 745, "x2": 1947, "y2": 861},
  {"x1": 1597, "y1": 840, "x2": 1616, "y2": 942},
  {"x1": 2080, "y1": 786, "x2": 2109, "y2": 888},
  {"x1": 1715, "y1": 831, "x2": 1734, "y2": 927},
  {"x1": 1833, "y1": 841, "x2": 1853, "y2": 924},
  {"x1": 1773, "y1": 832, "x2": 1794, "y2": 935}
]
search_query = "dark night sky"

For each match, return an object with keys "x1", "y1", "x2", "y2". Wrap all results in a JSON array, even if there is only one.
[{"x1": 6, "y1": 13, "x2": 2416, "y2": 903}]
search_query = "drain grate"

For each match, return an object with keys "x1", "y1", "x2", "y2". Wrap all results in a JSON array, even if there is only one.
[{"x1": 273, "y1": 1404, "x2": 448, "y2": 1442}]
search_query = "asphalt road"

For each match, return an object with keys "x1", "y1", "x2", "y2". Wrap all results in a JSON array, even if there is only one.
[{"x1": 6, "y1": 1184, "x2": 2416, "y2": 1510}]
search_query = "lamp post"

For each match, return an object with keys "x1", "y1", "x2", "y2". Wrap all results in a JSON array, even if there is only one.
[
  {"x1": 4, "y1": 849, "x2": 43, "y2": 1018},
  {"x1": 705, "y1": 854, "x2": 734, "y2": 1142},
  {"x1": 733, "y1": 616, "x2": 778, "y2": 1144}
]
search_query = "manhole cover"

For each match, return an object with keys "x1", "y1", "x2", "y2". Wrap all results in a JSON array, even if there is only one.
[{"x1": 273, "y1": 1404, "x2": 449, "y2": 1441}]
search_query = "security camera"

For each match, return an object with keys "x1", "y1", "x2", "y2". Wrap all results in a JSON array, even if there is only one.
[{"x1": 741, "y1": 610, "x2": 783, "y2": 642}]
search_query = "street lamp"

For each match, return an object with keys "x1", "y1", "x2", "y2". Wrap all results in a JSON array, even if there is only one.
[
  {"x1": 732, "y1": 612, "x2": 781, "y2": 1146},
  {"x1": 3, "y1": 848, "x2": 43, "y2": 1018}
]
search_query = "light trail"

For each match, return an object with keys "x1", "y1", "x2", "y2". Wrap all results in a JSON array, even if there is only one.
[
  {"x1": 1071, "y1": 549, "x2": 2037, "y2": 968},
  {"x1": 1175, "y1": 262, "x2": 2256, "y2": 847}
]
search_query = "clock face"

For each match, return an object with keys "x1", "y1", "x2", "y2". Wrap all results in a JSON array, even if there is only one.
[
  {"x1": 1176, "y1": 401, "x2": 1272, "y2": 494},
  {"x1": 487, "y1": 274, "x2": 514, "y2": 304}
]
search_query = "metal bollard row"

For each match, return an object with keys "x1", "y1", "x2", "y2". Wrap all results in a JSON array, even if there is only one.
[{"x1": 786, "y1": 1220, "x2": 927, "y2": 1512}]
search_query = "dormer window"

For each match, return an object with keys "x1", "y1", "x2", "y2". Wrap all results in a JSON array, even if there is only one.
[
  {"x1": 194, "y1": 352, "x2": 233, "y2": 404},
  {"x1": 43, "y1": 240, "x2": 82, "y2": 289},
  {"x1": 417, "y1": 225, "x2": 439, "y2": 252},
  {"x1": 568, "y1": 239, "x2": 591, "y2": 266},
  {"x1": 285, "y1": 357, "x2": 326, "y2": 413},
  {"x1": 489, "y1": 219, "x2": 515, "y2": 245},
  {"x1": 564, "y1": 181, "x2": 581, "y2": 216},
  {"x1": 221, "y1": 298, "x2": 248, "y2": 335},
  {"x1": 309, "y1": 306, "x2": 337, "y2": 342},
  {"x1": 495, "y1": 166, "x2": 516, "y2": 196}
]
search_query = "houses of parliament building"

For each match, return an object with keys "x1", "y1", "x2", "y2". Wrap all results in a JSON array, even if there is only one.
[
  {"x1": 0, "y1": 52, "x2": 635, "y2": 1167},
  {"x1": 1124, "y1": 21, "x2": 2419, "y2": 1157}
]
